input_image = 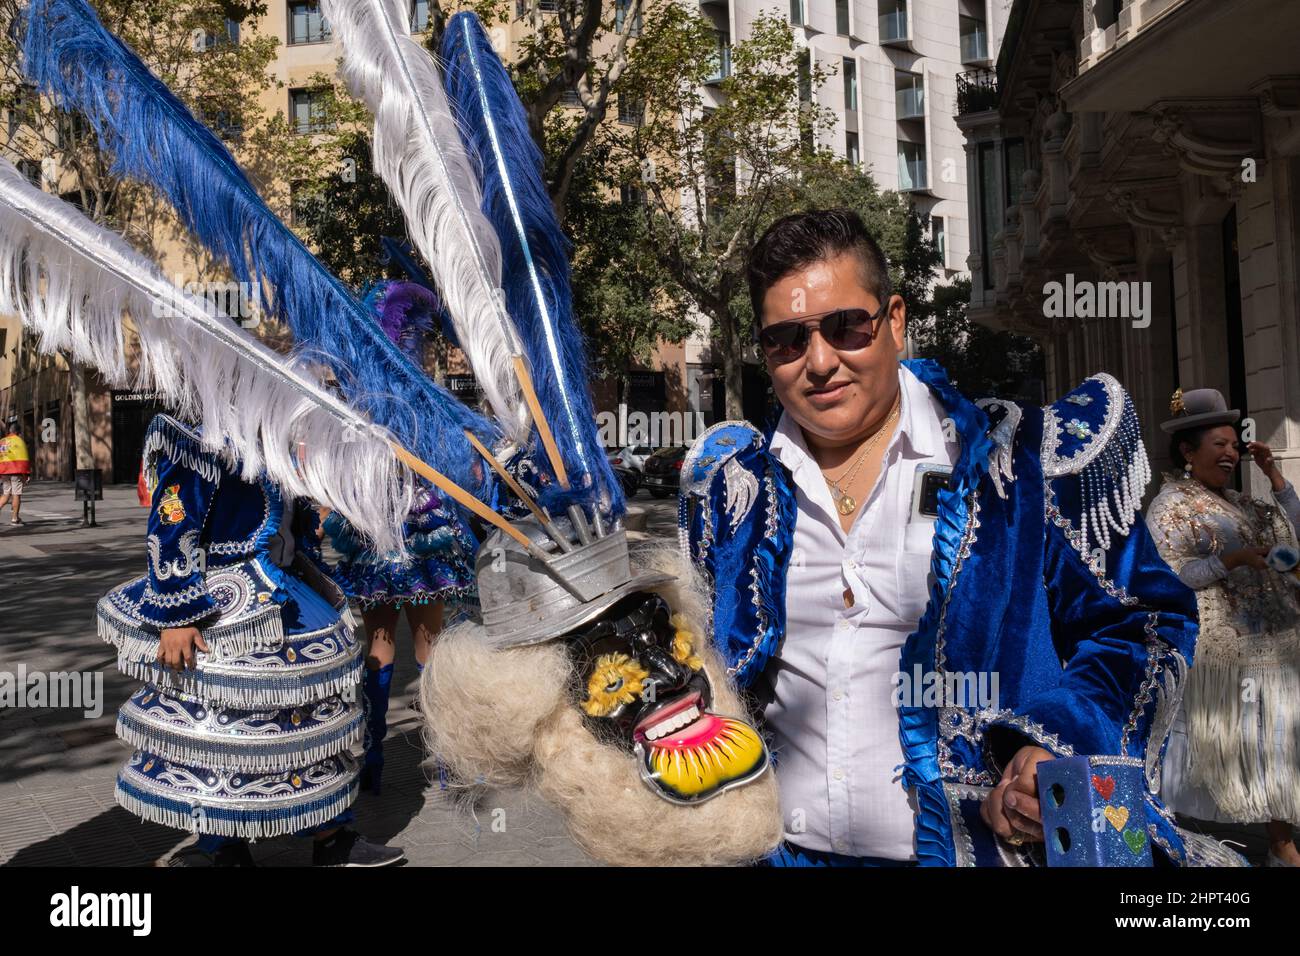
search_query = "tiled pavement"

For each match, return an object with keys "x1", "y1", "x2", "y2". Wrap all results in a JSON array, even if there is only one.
[
  {"x1": 0, "y1": 482, "x2": 681, "y2": 868},
  {"x1": 0, "y1": 482, "x2": 1281, "y2": 866}
]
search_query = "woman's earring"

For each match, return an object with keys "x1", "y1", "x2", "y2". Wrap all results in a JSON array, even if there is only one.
[{"x1": 1183, "y1": 460, "x2": 1193, "y2": 477}]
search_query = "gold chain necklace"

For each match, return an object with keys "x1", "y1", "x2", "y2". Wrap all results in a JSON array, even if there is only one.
[{"x1": 823, "y1": 393, "x2": 901, "y2": 517}]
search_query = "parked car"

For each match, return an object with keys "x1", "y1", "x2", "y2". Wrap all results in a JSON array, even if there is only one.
[
  {"x1": 641, "y1": 444, "x2": 689, "y2": 499},
  {"x1": 606, "y1": 446, "x2": 647, "y2": 498},
  {"x1": 609, "y1": 444, "x2": 654, "y2": 473}
]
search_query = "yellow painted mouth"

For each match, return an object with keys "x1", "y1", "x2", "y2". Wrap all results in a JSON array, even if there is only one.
[{"x1": 644, "y1": 717, "x2": 767, "y2": 800}]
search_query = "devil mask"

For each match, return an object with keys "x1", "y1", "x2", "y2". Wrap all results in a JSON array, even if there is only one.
[{"x1": 565, "y1": 592, "x2": 769, "y2": 804}]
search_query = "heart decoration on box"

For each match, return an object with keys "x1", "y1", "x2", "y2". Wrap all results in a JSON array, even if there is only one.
[
  {"x1": 1124, "y1": 828, "x2": 1148, "y2": 855},
  {"x1": 1104, "y1": 805, "x2": 1130, "y2": 831},
  {"x1": 1091, "y1": 774, "x2": 1116, "y2": 800}
]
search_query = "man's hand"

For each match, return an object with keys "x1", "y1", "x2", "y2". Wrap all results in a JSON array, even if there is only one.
[
  {"x1": 157, "y1": 626, "x2": 209, "y2": 671},
  {"x1": 980, "y1": 745, "x2": 1055, "y2": 843}
]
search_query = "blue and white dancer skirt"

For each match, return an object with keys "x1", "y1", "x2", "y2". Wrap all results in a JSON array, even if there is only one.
[{"x1": 97, "y1": 556, "x2": 364, "y2": 839}]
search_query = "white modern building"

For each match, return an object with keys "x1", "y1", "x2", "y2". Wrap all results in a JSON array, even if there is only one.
[{"x1": 682, "y1": 1, "x2": 1013, "y2": 419}]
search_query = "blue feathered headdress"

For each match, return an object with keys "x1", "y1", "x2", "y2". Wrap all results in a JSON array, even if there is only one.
[
  {"x1": 440, "y1": 11, "x2": 622, "y2": 517},
  {"x1": 21, "y1": 0, "x2": 498, "y2": 516}
]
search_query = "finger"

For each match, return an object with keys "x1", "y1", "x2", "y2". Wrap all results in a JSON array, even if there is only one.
[
  {"x1": 194, "y1": 633, "x2": 210, "y2": 654},
  {"x1": 182, "y1": 643, "x2": 195, "y2": 670},
  {"x1": 1008, "y1": 808, "x2": 1044, "y2": 841},
  {"x1": 984, "y1": 787, "x2": 1016, "y2": 839},
  {"x1": 1004, "y1": 788, "x2": 1042, "y2": 823}
]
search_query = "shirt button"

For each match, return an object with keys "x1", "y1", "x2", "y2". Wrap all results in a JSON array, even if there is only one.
[
  {"x1": 833, "y1": 689, "x2": 845, "y2": 702},
  {"x1": 833, "y1": 768, "x2": 845, "y2": 781}
]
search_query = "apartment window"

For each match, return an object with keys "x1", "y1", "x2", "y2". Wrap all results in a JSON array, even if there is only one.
[
  {"x1": 706, "y1": 31, "x2": 732, "y2": 84},
  {"x1": 789, "y1": 0, "x2": 806, "y2": 28},
  {"x1": 836, "y1": 0, "x2": 851, "y2": 36},
  {"x1": 797, "y1": 49, "x2": 811, "y2": 104},
  {"x1": 959, "y1": 15, "x2": 988, "y2": 63},
  {"x1": 288, "y1": 2, "x2": 329, "y2": 45},
  {"x1": 846, "y1": 131, "x2": 860, "y2": 167},
  {"x1": 411, "y1": 0, "x2": 430, "y2": 31},
  {"x1": 517, "y1": 0, "x2": 559, "y2": 13},
  {"x1": 290, "y1": 88, "x2": 329, "y2": 134},
  {"x1": 880, "y1": 0, "x2": 908, "y2": 44},
  {"x1": 7, "y1": 83, "x2": 37, "y2": 139},
  {"x1": 615, "y1": 0, "x2": 641, "y2": 37},
  {"x1": 618, "y1": 95, "x2": 644, "y2": 126},
  {"x1": 559, "y1": 87, "x2": 582, "y2": 108},
  {"x1": 16, "y1": 159, "x2": 40, "y2": 188},
  {"x1": 977, "y1": 141, "x2": 996, "y2": 287},
  {"x1": 931, "y1": 215, "x2": 946, "y2": 265},
  {"x1": 199, "y1": 98, "x2": 243, "y2": 140},
  {"x1": 843, "y1": 57, "x2": 857, "y2": 111},
  {"x1": 198, "y1": 17, "x2": 239, "y2": 49},
  {"x1": 620, "y1": 183, "x2": 645, "y2": 207},
  {"x1": 895, "y1": 70, "x2": 924, "y2": 120},
  {"x1": 898, "y1": 141, "x2": 927, "y2": 190},
  {"x1": 1004, "y1": 137, "x2": 1026, "y2": 205}
]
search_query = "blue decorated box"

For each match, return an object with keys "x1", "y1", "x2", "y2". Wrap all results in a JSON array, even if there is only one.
[{"x1": 1037, "y1": 755, "x2": 1152, "y2": 867}]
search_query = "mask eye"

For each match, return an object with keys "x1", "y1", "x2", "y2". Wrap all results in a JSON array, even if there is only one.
[{"x1": 582, "y1": 653, "x2": 649, "y2": 717}]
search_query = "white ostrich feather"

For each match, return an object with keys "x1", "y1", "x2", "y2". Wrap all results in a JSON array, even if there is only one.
[
  {"x1": 319, "y1": 0, "x2": 529, "y2": 442},
  {"x1": 0, "y1": 158, "x2": 414, "y2": 554}
]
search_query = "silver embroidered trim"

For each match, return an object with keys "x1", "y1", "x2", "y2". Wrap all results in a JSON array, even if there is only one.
[
  {"x1": 727, "y1": 467, "x2": 779, "y2": 679},
  {"x1": 721, "y1": 457, "x2": 759, "y2": 529},
  {"x1": 975, "y1": 398, "x2": 1022, "y2": 500},
  {"x1": 1146, "y1": 650, "x2": 1188, "y2": 794}
]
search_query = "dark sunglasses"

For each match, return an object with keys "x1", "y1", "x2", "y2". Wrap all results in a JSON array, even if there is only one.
[{"x1": 756, "y1": 303, "x2": 889, "y2": 363}]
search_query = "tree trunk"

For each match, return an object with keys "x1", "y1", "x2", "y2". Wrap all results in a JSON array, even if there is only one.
[
  {"x1": 70, "y1": 362, "x2": 94, "y2": 474},
  {"x1": 711, "y1": 305, "x2": 745, "y2": 421}
]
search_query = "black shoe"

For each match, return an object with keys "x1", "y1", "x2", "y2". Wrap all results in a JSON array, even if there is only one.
[
  {"x1": 164, "y1": 840, "x2": 255, "y2": 867},
  {"x1": 311, "y1": 828, "x2": 405, "y2": 867}
]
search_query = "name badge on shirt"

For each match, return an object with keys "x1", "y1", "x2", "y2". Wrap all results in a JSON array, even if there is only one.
[{"x1": 912, "y1": 464, "x2": 953, "y2": 519}]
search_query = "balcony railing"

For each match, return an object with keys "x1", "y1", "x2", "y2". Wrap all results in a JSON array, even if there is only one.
[
  {"x1": 896, "y1": 85, "x2": 924, "y2": 120},
  {"x1": 880, "y1": 5, "x2": 908, "y2": 44},
  {"x1": 956, "y1": 68, "x2": 999, "y2": 115}
]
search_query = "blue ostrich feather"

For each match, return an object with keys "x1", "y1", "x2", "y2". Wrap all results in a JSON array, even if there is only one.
[
  {"x1": 22, "y1": 0, "x2": 498, "y2": 524},
  {"x1": 440, "y1": 11, "x2": 622, "y2": 518}
]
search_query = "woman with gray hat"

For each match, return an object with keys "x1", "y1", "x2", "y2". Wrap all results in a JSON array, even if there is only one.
[{"x1": 1147, "y1": 387, "x2": 1300, "y2": 866}]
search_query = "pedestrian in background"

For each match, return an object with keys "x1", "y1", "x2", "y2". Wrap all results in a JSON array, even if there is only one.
[{"x1": 0, "y1": 419, "x2": 31, "y2": 526}]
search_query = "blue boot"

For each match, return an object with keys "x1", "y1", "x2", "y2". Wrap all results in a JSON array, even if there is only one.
[{"x1": 360, "y1": 663, "x2": 393, "y2": 795}]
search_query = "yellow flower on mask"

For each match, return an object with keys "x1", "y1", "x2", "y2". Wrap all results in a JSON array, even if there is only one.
[{"x1": 583, "y1": 653, "x2": 650, "y2": 717}]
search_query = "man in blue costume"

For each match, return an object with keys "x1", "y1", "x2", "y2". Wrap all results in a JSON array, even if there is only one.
[
  {"x1": 683, "y1": 208, "x2": 1238, "y2": 866},
  {"x1": 98, "y1": 414, "x2": 406, "y2": 867}
]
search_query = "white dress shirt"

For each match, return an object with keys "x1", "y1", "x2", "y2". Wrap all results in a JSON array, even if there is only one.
[{"x1": 765, "y1": 363, "x2": 959, "y2": 860}]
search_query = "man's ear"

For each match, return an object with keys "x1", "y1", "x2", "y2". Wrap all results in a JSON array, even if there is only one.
[{"x1": 887, "y1": 294, "x2": 907, "y2": 352}]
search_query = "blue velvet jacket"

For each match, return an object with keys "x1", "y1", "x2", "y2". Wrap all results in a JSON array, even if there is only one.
[
  {"x1": 681, "y1": 360, "x2": 1223, "y2": 866},
  {"x1": 102, "y1": 414, "x2": 339, "y2": 635}
]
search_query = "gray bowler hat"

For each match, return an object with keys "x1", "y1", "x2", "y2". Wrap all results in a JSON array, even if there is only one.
[
  {"x1": 474, "y1": 516, "x2": 673, "y2": 648},
  {"x1": 1159, "y1": 387, "x2": 1240, "y2": 434}
]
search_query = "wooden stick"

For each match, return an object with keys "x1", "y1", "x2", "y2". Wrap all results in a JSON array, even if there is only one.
[
  {"x1": 512, "y1": 354, "x2": 570, "y2": 489},
  {"x1": 462, "y1": 429, "x2": 553, "y2": 529},
  {"x1": 387, "y1": 440, "x2": 533, "y2": 550}
]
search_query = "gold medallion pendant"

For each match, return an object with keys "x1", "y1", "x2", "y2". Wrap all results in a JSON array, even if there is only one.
[{"x1": 836, "y1": 493, "x2": 857, "y2": 516}]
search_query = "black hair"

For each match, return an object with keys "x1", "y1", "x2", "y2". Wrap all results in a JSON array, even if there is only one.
[
  {"x1": 746, "y1": 208, "x2": 893, "y2": 330},
  {"x1": 1167, "y1": 425, "x2": 1216, "y2": 469}
]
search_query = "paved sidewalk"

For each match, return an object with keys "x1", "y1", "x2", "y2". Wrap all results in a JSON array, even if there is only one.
[{"x1": 0, "y1": 482, "x2": 675, "y2": 866}]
